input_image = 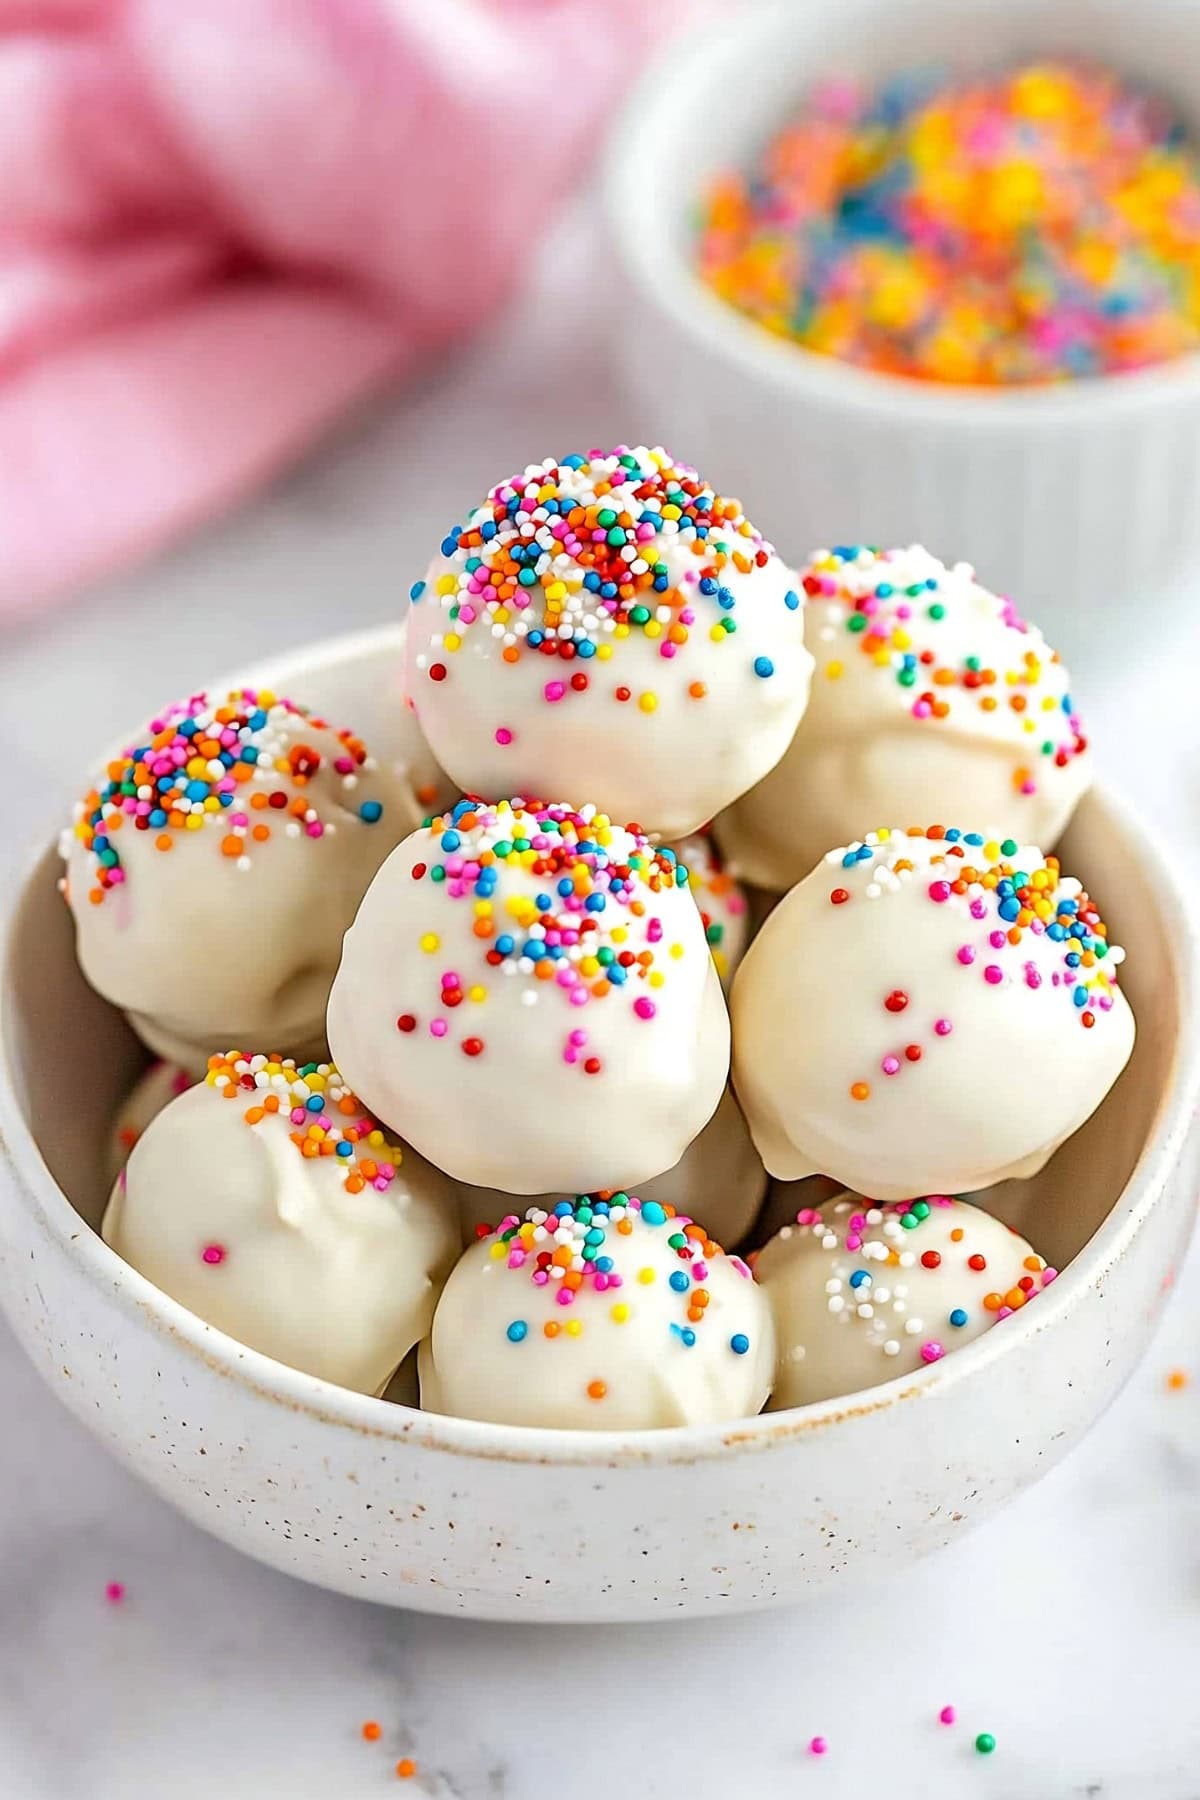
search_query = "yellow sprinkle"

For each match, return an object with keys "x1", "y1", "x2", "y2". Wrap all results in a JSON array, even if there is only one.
[
  {"x1": 709, "y1": 624, "x2": 725, "y2": 642},
  {"x1": 490, "y1": 1242, "x2": 506, "y2": 1260},
  {"x1": 596, "y1": 644, "x2": 613, "y2": 662},
  {"x1": 825, "y1": 660, "x2": 843, "y2": 680},
  {"x1": 648, "y1": 971, "x2": 665, "y2": 989},
  {"x1": 638, "y1": 1267, "x2": 655, "y2": 1285},
  {"x1": 436, "y1": 574, "x2": 457, "y2": 596},
  {"x1": 638, "y1": 692, "x2": 658, "y2": 714},
  {"x1": 565, "y1": 1319, "x2": 583, "y2": 1338},
  {"x1": 468, "y1": 986, "x2": 487, "y2": 1003},
  {"x1": 419, "y1": 933, "x2": 439, "y2": 953},
  {"x1": 669, "y1": 942, "x2": 684, "y2": 959},
  {"x1": 544, "y1": 581, "x2": 567, "y2": 602},
  {"x1": 983, "y1": 840, "x2": 1001, "y2": 861},
  {"x1": 611, "y1": 1303, "x2": 630, "y2": 1324},
  {"x1": 444, "y1": 633, "x2": 461, "y2": 653}
]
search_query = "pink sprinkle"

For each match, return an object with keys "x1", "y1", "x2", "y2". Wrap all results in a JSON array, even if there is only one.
[
  {"x1": 882, "y1": 1055, "x2": 901, "y2": 1076},
  {"x1": 495, "y1": 727, "x2": 514, "y2": 746},
  {"x1": 928, "y1": 881, "x2": 951, "y2": 903},
  {"x1": 934, "y1": 1017, "x2": 953, "y2": 1036},
  {"x1": 633, "y1": 997, "x2": 657, "y2": 1021},
  {"x1": 988, "y1": 930, "x2": 1007, "y2": 949},
  {"x1": 921, "y1": 1341, "x2": 945, "y2": 1364},
  {"x1": 796, "y1": 1208, "x2": 820, "y2": 1226},
  {"x1": 430, "y1": 1018, "x2": 448, "y2": 1038},
  {"x1": 984, "y1": 965, "x2": 1004, "y2": 985},
  {"x1": 809, "y1": 1737, "x2": 828, "y2": 1757},
  {"x1": 939, "y1": 1706, "x2": 956, "y2": 1726},
  {"x1": 1043, "y1": 1267, "x2": 1058, "y2": 1284},
  {"x1": 544, "y1": 681, "x2": 566, "y2": 703},
  {"x1": 201, "y1": 1243, "x2": 226, "y2": 1266},
  {"x1": 957, "y1": 945, "x2": 975, "y2": 965},
  {"x1": 105, "y1": 1582, "x2": 125, "y2": 1605}
]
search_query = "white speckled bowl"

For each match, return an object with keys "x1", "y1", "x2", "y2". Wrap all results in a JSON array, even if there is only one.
[{"x1": 1, "y1": 627, "x2": 1197, "y2": 1622}]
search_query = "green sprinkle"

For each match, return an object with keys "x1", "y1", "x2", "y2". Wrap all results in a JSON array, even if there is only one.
[{"x1": 975, "y1": 1734, "x2": 996, "y2": 1756}]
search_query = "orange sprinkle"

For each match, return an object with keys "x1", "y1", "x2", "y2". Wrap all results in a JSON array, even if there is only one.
[
  {"x1": 850, "y1": 1081, "x2": 871, "y2": 1102},
  {"x1": 395, "y1": 1760, "x2": 417, "y2": 1780},
  {"x1": 586, "y1": 1380, "x2": 607, "y2": 1401},
  {"x1": 1167, "y1": 1369, "x2": 1190, "y2": 1392},
  {"x1": 361, "y1": 1722, "x2": 382, "y2": 1743}
]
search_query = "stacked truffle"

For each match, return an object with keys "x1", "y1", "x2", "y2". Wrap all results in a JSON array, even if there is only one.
[{"x1": 64, "y1": 449, "x2": 1136, "y2": 1429}]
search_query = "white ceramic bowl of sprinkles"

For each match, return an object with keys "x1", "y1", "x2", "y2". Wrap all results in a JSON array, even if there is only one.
[{"x1": 1, "y1": 624, "x2": 1198, "y2": 1623}]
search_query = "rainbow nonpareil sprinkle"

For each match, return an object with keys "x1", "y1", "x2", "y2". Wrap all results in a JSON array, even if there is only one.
[
  {"x1": 802, "y1": 545, "x2": 1087, "y2": 795},
  {"x1": 204, "y1": 1054, "x2": 405, "y2": 1199},
  {"x1": 698, "y1": 62, "x2": 1200, "y2": 384},
  {"x1": 67, "y1": 691, "x2": 382, "y2": 905},
  {"x1": 396, "y1": 798, "x2": 694, "y2": 1071},
  {"x1": 412, "y1": 447, "x2": 795, "y2": 709}
]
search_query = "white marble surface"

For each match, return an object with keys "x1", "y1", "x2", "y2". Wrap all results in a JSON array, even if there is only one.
[{"x1": 3, "y1": 197, "x2": 1200, "y2": 1798}]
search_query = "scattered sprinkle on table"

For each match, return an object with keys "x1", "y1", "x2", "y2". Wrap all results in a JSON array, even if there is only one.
[
  {"x1": 698, "y1": 62, "x2": 1200, "y2": 384},
  {"x1": 1167, "y1": 1367, "x2": 1190, "y2": 1391},
  {"x1": 104, "y1": 1581, "x2": 125, "y2": 1605}
]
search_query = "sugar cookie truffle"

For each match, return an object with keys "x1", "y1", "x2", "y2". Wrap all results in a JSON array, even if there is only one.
[
  {"x1": 62, "y1": 689, "x2": 410, "y2": 1071},
  {"x1": 732, "y1": 828, "x2": 1135, "y2": 1199},
  {"x1": 715, "y1": 547, "x2": 1091, "y2": 891},
  {"x1": 419, "y1": 1193, "x2": 774, "y2": 1429},
  {"x1": 328, "y1": 799, "x2": 730, "y2": 1196},
  {"x1": 103, "y1": 1054, "x2": 459, "y2": 1395},
  {"x1": 670, "y1": 833, "x2": 751, "y2": 988},
  {"x1": 105, "y1": 1060, "x2": 193, "y2": 1187},
  {"x1": 404, "y1": 447, "x2": 813, "y2": 838},
  {"x1": 757, "y1": 1194, "x2": 1055, "y2": 1407},
  {"x1": 458, "y1": 1084, "x2": 768, "y2": 1250}
]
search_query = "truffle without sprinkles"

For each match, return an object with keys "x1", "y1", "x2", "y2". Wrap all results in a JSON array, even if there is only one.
[
  {"x1": 403, "y1": 447, "x2": 813, "y2": 837},
  {"x1": 418, "y1": 1193, "x2": 774, "y2": 1430},
  {"x1": 328, "y1": 798, "x2": 731, "y2": 1196},
  {"x1": 731, "y1": 826, "x2": 1135, "y2": 1200}
]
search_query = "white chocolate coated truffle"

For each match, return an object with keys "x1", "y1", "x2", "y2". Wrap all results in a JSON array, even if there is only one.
[
  {"x1": 669, "y1": 833, "x2": 751, "y2": 988},
  {"x1": 458, "y1": 1084, "x2": 768, "y2": 1250},
  {"x1": 419, "y1": 1194, "x2": 774, "y2": 1430},
  {"x1": 757, "y1": 1194, "x2": 1055, "y2": 1407},
  {"x1": 715, "y1": 546, "x2": 1091, "y2": 891},
  {"x1": 732, "y1": 828, "x2": 1135, "y2": 1199},
  {"x1": 103, "y1": 1054, "x2": 459, "y2": 1395},
  {"x1": 62, "y1": 688, "x2": 410, "y2": 1072},
  {"x1": 105, "y1": 1060, "x2": 193, "y2": 1187},
  {"x1": 404, "y1": 447, "x2": 813, "y2": 839},
  {"x1": 328, "y1": 799, "x2": 730, "y2": 1196}
]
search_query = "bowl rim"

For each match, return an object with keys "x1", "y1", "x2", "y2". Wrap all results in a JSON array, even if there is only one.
[
  {"x1": 601, "y1": 0, "x2": 1200, "y2": 433},
  {"x1": 2, "y1": 628, "x2": 1197, "y2": 1468}
]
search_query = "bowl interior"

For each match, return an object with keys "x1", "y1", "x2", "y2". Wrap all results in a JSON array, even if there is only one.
[{"x1": 1, "y1": 628, "x2": 1183, "y2": 1314}]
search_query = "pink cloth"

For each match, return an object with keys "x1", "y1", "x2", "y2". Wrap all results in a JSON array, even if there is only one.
[{"x1": 0, "y1": 0, "x2": 660, "y2": 618}]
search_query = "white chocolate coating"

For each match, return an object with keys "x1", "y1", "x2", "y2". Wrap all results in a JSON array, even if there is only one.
[
  {"x1": 62, "y1": 688, "x2": 412, "y2": 1073},
  {"x1": 102, "y1": 1055, "x2": 459, "y2": 1395},
  {"x1": 403, "y1": 447, "x2": 813, "y2": 839},
  {"x1": 419, "y1": 1195, "x2": 774, "y2": 1430},
  {"x1": 105, "y1": 1060, "x2": 193, "y2": 1188},
  {"x1": 328, "y1": 799, "x2": 731, "y2": 1196},
  {"x1": 757, "y1": 1194, "x2": 1055, "y2": 1407},
  {"x1": 669, "y1": 833, "x2": 751, "y2": 988},
  {"x1": 715, "y1": 546, "x2": 1091, "y2": 891},
  {"x1": 458, "y1": 1084, "x2": 768, "y2": 1250},
  {"x1": 732, "y1": 828, "x2": 1135, "y2": 1199}
]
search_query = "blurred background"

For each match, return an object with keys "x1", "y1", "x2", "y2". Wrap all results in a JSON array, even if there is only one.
[{"x1": 3, "y1": 0, "x2": 1200, "y2": 1794}]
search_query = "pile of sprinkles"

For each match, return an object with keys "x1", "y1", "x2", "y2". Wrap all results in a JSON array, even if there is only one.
[
  {"x1": 486, "y1": 1194, "x2": 756, "y2": 1397},
  {"x1": 824, "y1": 827, "x2": 1124, "y2": 1104},
  {"x1": 204, "y1": 1054, "x2": 406, "y2": 1210},
  {"x1": 410, "y1": 446, "x2": 799, "y2": 719},
  {"x1": 396, "y1": 798, "x2": 695, "y2": 1073},
  {"x1": 698, "y1": 61, "x2": 1200, "y2": 383},
  {"x1": 776, "y1": 1196, "x2": 1056, "y2": 1367},
  {"x1": 802, "y1": 546, "x2": 1087, "y2": 793},
  {"x1": 66, "y1": 690, "x2": 383, "y2": 905}
]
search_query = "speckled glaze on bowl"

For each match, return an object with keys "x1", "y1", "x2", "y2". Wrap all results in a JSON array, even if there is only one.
[{"x1": 0, "y1": 627, "x2": 1197, "y2": 1622}]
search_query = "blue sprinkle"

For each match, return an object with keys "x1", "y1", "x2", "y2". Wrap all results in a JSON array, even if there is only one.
[
  {"x1": 668, "y1": 1271, "x2": 689, "y2": 1293},
  {"x1": 335, "y1": 1140, "x2": 353, "y2": 1157},
  {"x1": 441, "y1": 830, "x2": 461, "y2": 852},
  {"x1": 506, "y1": 1320, "x2": 528, "y2": 1343},
  {"x1": 848, "y1": 1269, "x2": 871, "y2": 1289},
  {"x1": 409, "y1": 580, "x2": 426, "y2": 602},
  {"x1": 185, "y1": 780, "x2": 209, "y2": 802},
  {"x1": 305, "y1": 1095, "x2": 324, "y2": 1112},
  {"x1": 1073, "y1": 986, "x2": 1089, "y2": 1007},
  {"x1": 730, "y1": 1333, "x2": 750, "y2": 1356},
  {"x1": 359, "y1": 800, "x2": 383, "y2": 824},
  {"x1": 949, "y1": 1308, "x2": 968, "y2": 1328},
  {"x1": 641, "y1": 1201, "x2": 667, "y2": 1227},
  {"x1": 753, "y1": 656, "x2": 775, "y2": 679},
  {"x1": 440, "y1": 533, "x2": 459, "y2": 556},
  {"x1": 784, "y1": 589, "x2": 800, "y2": 611},
  {"x1": 681, "y1": 1328, "x2": 697, "y2": 1348}
]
